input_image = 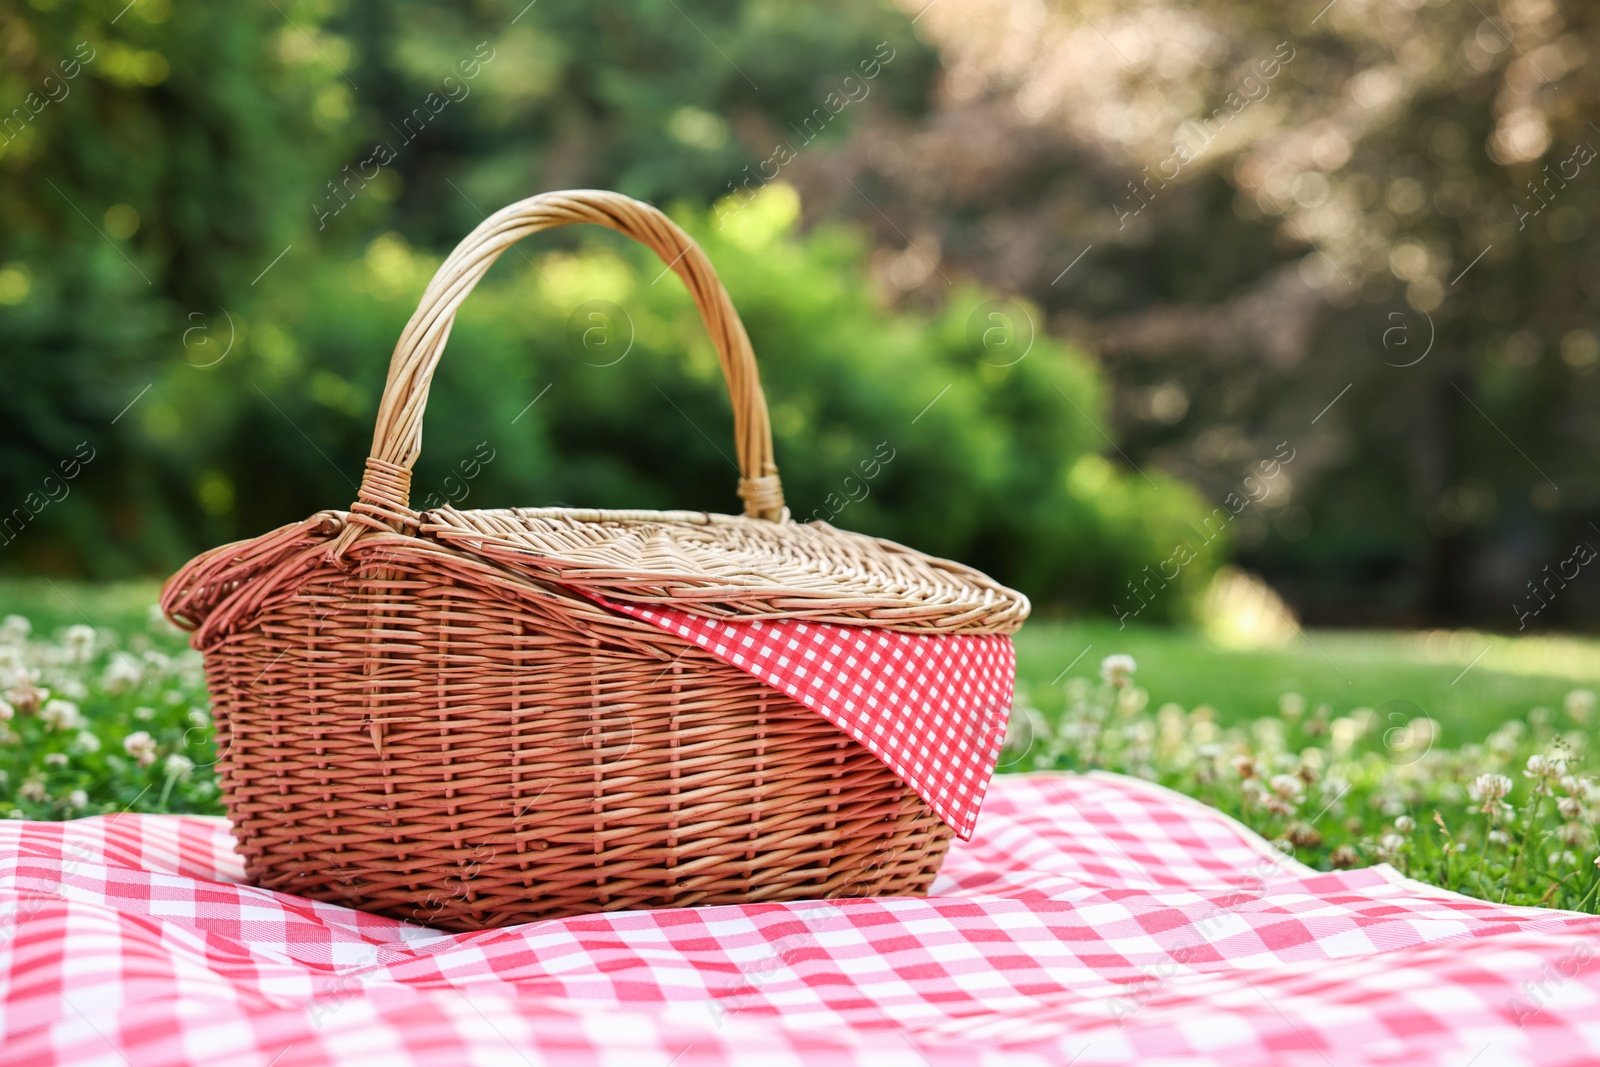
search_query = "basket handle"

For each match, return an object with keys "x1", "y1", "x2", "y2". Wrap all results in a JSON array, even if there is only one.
[{"x1": 341, "y1": 189, "x2": 785, "y2": 543}]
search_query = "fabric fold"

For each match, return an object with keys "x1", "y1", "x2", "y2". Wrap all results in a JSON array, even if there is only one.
[{"x1": 594, "y1": 597, "x2": 1016, "y2": 838}]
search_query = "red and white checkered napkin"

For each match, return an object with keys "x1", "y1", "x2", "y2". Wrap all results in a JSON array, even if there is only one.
[
  {"x1": 595, "y1": 600, "x2": 1016, "y2": 838},
  {"x1": 6, "y1": 772, "x2": 1600, "y2": 1067}
]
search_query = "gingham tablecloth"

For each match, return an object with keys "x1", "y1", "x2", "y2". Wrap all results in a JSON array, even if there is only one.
[
  {"x1": 598, "y1": 600, "x2": 1016, "y2": 838},
  {"x1": 4, "y1": 772, "x2": 1599, "y2": 1067}
]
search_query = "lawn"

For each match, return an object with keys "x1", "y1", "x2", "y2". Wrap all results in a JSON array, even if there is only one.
[
  {"x1": 1015, "y1": 619, "x2": 1600, "y2": 745},
  {"x1": 0, "y1": 579, "x2": 184, "y2": 652}
]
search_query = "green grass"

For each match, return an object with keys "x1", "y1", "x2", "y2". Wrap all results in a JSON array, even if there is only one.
[
  {"x1": 1015, "y1": 619, "x2": 1600, "y2": 744},
  {"x1": 0, "y1": 579, "x2": 172, "y2": 648}
]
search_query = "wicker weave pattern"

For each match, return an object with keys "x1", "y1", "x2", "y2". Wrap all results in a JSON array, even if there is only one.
[
  {"x1": 421, "y1": 507, "x2": 1027, "y2": 632},
  {"x1": 163, "y1": 191, "x2": 1020, "y2": 929}
]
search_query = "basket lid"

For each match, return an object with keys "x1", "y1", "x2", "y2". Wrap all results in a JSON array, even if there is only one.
[{"x1": 420, "y1": 506, "x2": 1028, "y2": 635}]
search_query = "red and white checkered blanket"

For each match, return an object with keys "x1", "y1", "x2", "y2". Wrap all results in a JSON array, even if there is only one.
[{"x1": 4, "y1": 772, "x2": 1598, "y2": 1066}]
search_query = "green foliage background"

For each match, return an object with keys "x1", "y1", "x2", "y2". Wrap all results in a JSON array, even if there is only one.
[{"x1": 0, "y1": 0, "x2": 1217, "y2": 619}]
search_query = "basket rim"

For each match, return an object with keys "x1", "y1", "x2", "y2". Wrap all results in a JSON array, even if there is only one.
[{"x1": 161, "y1": 506, "x2": 1029, "y2": 640}]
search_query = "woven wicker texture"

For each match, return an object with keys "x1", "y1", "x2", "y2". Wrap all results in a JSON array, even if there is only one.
[
  {"x1": 162, "y1": 191, "x2": 1024, "y2": 930},
  {"x1": 421, "y1": 507, "x2": 1027, "y2": 632}
]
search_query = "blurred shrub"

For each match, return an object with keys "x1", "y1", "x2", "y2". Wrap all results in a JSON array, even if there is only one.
[{"x1": 140, "y1": 184, "x2": 1221, "y2": 617}]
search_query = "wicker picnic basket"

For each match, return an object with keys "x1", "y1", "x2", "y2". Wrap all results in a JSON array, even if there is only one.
[{"x1": 161, "y1": 190, "x2": 1029, "y2": 931}]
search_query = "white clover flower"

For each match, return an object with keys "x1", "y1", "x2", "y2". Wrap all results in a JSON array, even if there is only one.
[
  {"x1": 63, "y1": 624, "x2": 96, "y2": 661},
  {"x1": 1330, "y1": 844, "x2": 1360, "y2": 868},
  {"x1": 1269, "y1": 774, "x2": 1304, "y2": 800},
  {"x1": 1471, "y1": 773, "x2": 1513, "y2": 805},
  {"x1": 74, "y1": 731, "x2": 101, "y2": 755},
  {"x1": 1559, "y1": 796, "x2": 1586, "y2": 822},
  {"x1": 0, "y1": 615, "x2": 31, "y2": 644},
  {"x1": 1099, "y1": 654, "x2": 1137, "y2": 688},
  {"x1": 43, "y1": 753, "x2": 68, "y2": 768},
  {"x1": 1115, "y1": 685, "x2": 1149, "y2": 717},
  {"x1": 163, "y1": 754, "x2": 194, "y2": 781},
  {"x1": 18, "y1": 777, "x2": 47, "y2": 803},
  {"x1": 0, "y1": 699, "x2": 12, "y2": 722},
  {"x1": 40, "y1": 699, "x2": 83, "y2": 732},
  {"x1": 102, "y1": 653, "x2": 143, "y2": 694},
  {"x1": 1061, "y1": 719, "x2": 1097, "y2": 744},
  {"x1": 1231, "y1": 755, "x2": 1258, "y2": 780},
  {"x1": 5, "y1": 668, "x2": 48, "y2": 714},
  {"x1": 1394, "y1": 815, "x2": 1416, "y2": 834},
  {"x1": 1525, "y1": 753, "x2": 1563, "y2": 780},
  {"x1": 132, "y1": 706, "x2": 155, "y2": 722},
  {"x1": 1488, "y1": 830, "x2": 1511, "y2": 847},
  {"x1": 1568, "y1": 689, "x2": 1597, "y2": 723},
  {"x1": 0, "y1": 646, "x2": 22, "y2": 685},
  {"x1": 65, "y1": 789, "x2": 88, "y2": 812},
  {"x1": 123, "y1": 731, "x2": 157, "y2": 768},
  {"x1": 1377, "y1": 833, "x2": 1406, "y2": 857},
  {"x1": 1561, "y1": 821, "x2": 1590, "y2": 847},
  {"x1": 1329, "y1": 717, "x2": 1363, "y2": 756},
  {"x1": 1525, "y1": 753, "x2": 1567, "y2": 795},
  {"x1": 1550, "y1": 850, "x2": 1580, "y2": 868},
  {"x1": 1487, "y1": 723, "x2": 1524, "y2": 756},
  {"x1": 1263, "y1": 774, "x2": 1302, "y2": 815}
]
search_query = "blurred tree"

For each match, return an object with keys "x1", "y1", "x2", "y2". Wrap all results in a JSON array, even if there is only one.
[
  {"x1": 323, "y1": 0, "x2": 937, "y2": 246},
  {"x1": 0, "y1": 0, "x2": 357, "y2": 571},
  {"x1": 790, "y1": 0, "x2": 1600, "y2": 628}
]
